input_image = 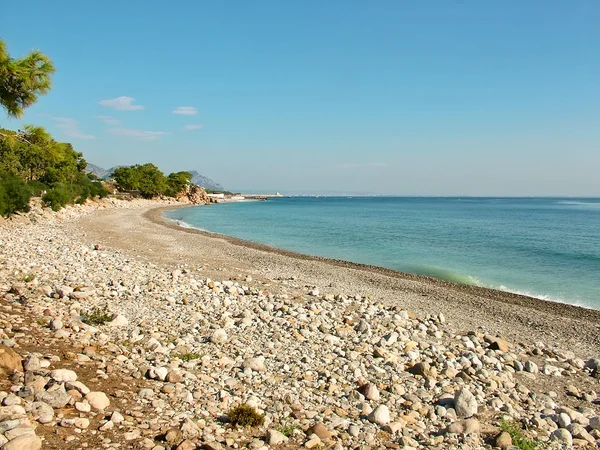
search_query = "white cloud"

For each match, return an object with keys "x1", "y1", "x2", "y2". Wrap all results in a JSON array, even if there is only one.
[
  {"x1": 51, "y1": 117, "x2": 95, "y2": 140},
  {"x1": 172, "y1": 106, "x2": 198, "y2": 115},
  {"x1": 107, "y1": 128, "x2": 167, "y2": 142},
  {"x1": 98, "y1": 96, "x2": 144, "y2": 111},
  {"x1": 181, "y1": 124, "x2": 204, "y2": 131},
  {"x1": 95, "y1": 115, "x2": 121, "y2": 125},
  {"x1": 336, "y1": 162, "x2": 388, "y2": 169}
]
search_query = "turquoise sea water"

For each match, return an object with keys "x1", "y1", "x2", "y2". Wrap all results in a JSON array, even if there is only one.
[{"x1": 165, "y1": 197, "x2": 600, "y2": 309}]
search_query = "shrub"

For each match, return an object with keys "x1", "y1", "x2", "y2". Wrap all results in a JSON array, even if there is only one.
[
  {"x1": 0, "y1": 172, "x2": 32, "y2": 216},
  {"x1": 176, "y1": 352, "x2": 202, "y2": 362},
  {"x1": 42, "y1": 183, "x2": 75, "y2": 211},
  {"x1": 500, "y1": 420, "x2": 540, "y2": 450},
  {"x1": 80, "y1": 306, "x2": 113, "y2": 326},
  {"x1": 227, "y1": 404, "x2": 265, "y2": 427}
]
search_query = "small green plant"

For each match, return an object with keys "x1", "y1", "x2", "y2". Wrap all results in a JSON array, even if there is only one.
[
  {"x1": 500, "y1": 420, "x2": 540, "y2": 450},
  {"x1": 227, "y1": 404, "x2": 265, "y2": 427},
  {"x1": 176, "y1": 352, "x2": 202, "y2": 362},
  {"x1": 80, "y1": 306, "x2": 113, "y2": 326},
  {"x1": 276, "y1": 422, "x2": 300, "y2": 437},
  {"x1": 21, "y1": 274, "x2": 35, "y2": 282}
]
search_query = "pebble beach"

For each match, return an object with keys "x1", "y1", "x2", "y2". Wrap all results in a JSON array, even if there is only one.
[{"x1": 0, "y1": 199, "x2": 599, "y2": 449}]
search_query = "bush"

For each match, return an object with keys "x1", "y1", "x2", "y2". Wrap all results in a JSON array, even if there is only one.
[
  {"x1": 0, "y1": 172, "x2": 32, "y2": 216},
  {"x1": 227, "y1": 404, "x2": 265, "y2": 427},
  {"x1": 80, "y1": 306, "x2": 113, "y2": 326},
  {"x1": 500, "y1": 420, "x2": 540, "y2": 450},
  {"x1": 42, "y1": 183, "x2": 75, "y2": 211}
]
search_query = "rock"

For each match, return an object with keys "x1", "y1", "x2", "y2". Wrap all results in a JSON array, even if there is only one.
[
  {"x1": 454, "y1": 388, "x2": 477, "y2": 418},
  {"x1": 3, "y1": 434, "x2": 42, "y2": 450},
  {"x1": 243, "y1": 356, "x2": 266, "y2": 372},
  {"x1": 307, "y1": 422, "x2": 331, "y2": 440},
  {"x1": 108, "y1": 314, "x2": 129, "y2": 327},
  {"x1": 484, "y1": 335, "x2": 511, "y2": 352},
  {"x1": 50, "y1": 368, "x2": 78, "y2": 382},
  {"x1": 551, "y1": 428, "x2": 572, "y2": 446},
  {"x1": 31, "y1": 402, "x2": 54, "y2": 424},
  {"x1": 557, "y1": 412, "x2": 571, "y2": 428},
  {"x1": 463, "y1": 418, "x2": 480, "y2": 434},
  {"x1": 181, "y1": 418, "x2": 201, "y2": 440},
  {"x1": 305, "y1": 436, "x2": 322, "y2": 449},
  {"x1": 177, "y1": 440, "x2": 197, "y2": 450},
  {"x1": 22, "y1": 355, "x2": 41, "y2": 372},
  {"x1": 211, "y1": 329, "x2": 228, "y2": 344},
  {"x1": 167, "y1": 371, "x2": 185, "y2": 383},
  {"x1": 590, "y1": 416, "x2": 600, "y2": 430},
  {"x1": 50, "y1": 318, "x2": 63, "y2": 330},
  {"x1": 75, "y1": 401, "x2": 91, "y2": 412},
  {"x1": 148, "y1": 366, "x2": 169, "y2": 381},
  {"x1": 85, "y1": 391, "x2": 110, "y2": 410},
  {"x1": 524, "y1": 361, "x2": 538, "y2": 374},
  {"x1": 495, "y1": 431, "x2": 512, "y2": 448},
  {"x1": 111, "y1": 411, "x2": 124, "y2": 424},
  {"x1": 368, "y1": 404, "x2": 390, "y2": 426},
  {"x1": 0, "y1": 345, "x2": 22, "y2": 375},
  {"x1": 362, "y1": 383, "x2": 380, "y2": 401},
  {"x1": 36, "y1": 385, "x2": 71, "y2": 408},
  {"x1": 267, "y1": 429, "x2": 288, "y2": 445}
]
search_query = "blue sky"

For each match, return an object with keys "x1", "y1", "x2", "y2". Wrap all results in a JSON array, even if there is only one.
[{"x1": 2, "y1": 1, "x2": 599, "y2": 195}]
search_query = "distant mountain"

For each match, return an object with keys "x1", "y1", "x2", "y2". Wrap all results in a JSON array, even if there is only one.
[
  {"x1": 86, "y1": 164, "x2": 224, "y2": 191},
  {"x1": 189, "y1": 170, "x2": 224, "y2": 191},
  {"x1": 86, "y1": 164, "x2": 124, "y2": 179}
]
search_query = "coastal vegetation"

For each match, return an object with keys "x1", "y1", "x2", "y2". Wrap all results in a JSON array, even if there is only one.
[
  {"x1": 111, "y1": 164, "x2": 193, "y2": 199},
  {"x1": 226, "y1": 404, "x2": 265, "y2": 427},
  {"x1": 0, "y1": 39, "x2": 197, "y2": 216}
]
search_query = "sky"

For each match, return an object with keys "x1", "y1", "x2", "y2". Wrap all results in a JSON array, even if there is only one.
[{"x1": 2, "y1": 1, "x2": 599, "y2": 195}]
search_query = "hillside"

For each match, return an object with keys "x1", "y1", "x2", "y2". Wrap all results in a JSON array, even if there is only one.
[{"x1": 87, "y1": 164, "x2": 224, "y2": 191}]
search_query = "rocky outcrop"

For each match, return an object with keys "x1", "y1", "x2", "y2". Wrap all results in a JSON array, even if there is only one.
[{"x1": 176, "y1": 185, "x2": 210, "y2": 205}]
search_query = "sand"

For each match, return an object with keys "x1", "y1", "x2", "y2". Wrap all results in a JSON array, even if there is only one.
[{"x1": 71, "y1": 204, "x2": 600, "y2": 358}]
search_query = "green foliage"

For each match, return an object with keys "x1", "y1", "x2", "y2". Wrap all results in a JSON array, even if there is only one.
[
  {"x1": 165, "y1": 171, "x2": 192, "y2": 197},
  {"x1": 500, "y1": 420, "x2": 540, "y2": 450},
  {"x1": 42, "y1": 183, "x2": 75, "y2": 211},
  {"x1": 276, "y1": 422, "x2": 301, "y2": 437},
  {"x1": 175, "y1": 352, "x2": 203, "y2": 362},
  {"x1": 80, "y1": 306, "x2": 113, "y2": 326},
  {"x1": 0, "y1": 40, "x2": 55, "y2": 118},
  {"x1": 0, "y1": 172, "x2": 33, "y2": 216},
  {"x1": 112, "y1": 165, "x2": 191, "y2": 199},
  {"x1": 227, "y1": 404, "x2": 265, "y2": 427}
]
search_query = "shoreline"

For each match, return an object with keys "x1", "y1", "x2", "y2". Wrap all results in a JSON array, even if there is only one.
[
  {"x1": 152, "y1": 204, "x2": 600, "y2": 322},
  {"x1": 69, "y1": 203, "x2": 600, "y2": 357}
]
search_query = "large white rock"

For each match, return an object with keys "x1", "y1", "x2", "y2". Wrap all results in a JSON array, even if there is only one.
[
  {"x1": 368, "y1": 404, "x2": 390, "y2": 425},
  {"x1": 50, "y1": 369, "x2": 77, "y2": 382},
  {"x1": 85, "y1": 391, "x2": 110, "y2": 410},
  {"x1": 454, "y1": 388, "x2": 478, "y2": 418},
  {"x1": 3, "y1": 434, "x2": 42, "y2": 450}
]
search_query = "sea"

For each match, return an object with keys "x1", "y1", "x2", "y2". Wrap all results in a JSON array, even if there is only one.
[{"x1": 165, "y1": 197, "x2": 600, "y2": 309}]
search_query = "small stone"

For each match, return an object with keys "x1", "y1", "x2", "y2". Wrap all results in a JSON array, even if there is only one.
[
  {"x1": 267, "y1": 429, "x2": 288, "y2": 445},
  {"x1": 463, "y1": 418, "x2": 480, "y2": 434},
  {"x1": 362, "y1": 383, "x2": 380, "y2": 401},
  {"x1": 243, "y1": 356, "x2": 266, "y2": 372},
  {"x1": 368, "y1": 404, "x2": 390, "y2": 426},
  {"x1": 22, "y1": 355, "x2": 41, "y2": 372},
  {"x1": 50, "y1": 368, "x2": 77, "y2": 382},
  {"x1": 111, "y1": 411, "x2": 124, "y2": 424},
  {"x1": 551, "y1": 428, "x2": 572, "y2": 445},
  {"x1": 524, "y1": 361, "x2": 538, "y2": 374},
  {"x1": 85, "y1": 391, "x2": 110, "y2": 410},
  {"x1": 454, "y1": 388, "x2": 478, "y2": 418},
  {"x1": 557, "y1": 412, "x2": 571, "y2": 428},
  {"x1": 75, "y1": 401, "x2": 91, "y2": 412},
  {"x1": 495, "y1": 431, "x2": 512, "y2": 448},
  {"x1": 306, "y1": 423, "x2": 331, "y2": 440},
  {"x1": 108, "y1": 314, "x2": 129, "y2": 327},
  {"x1": 31, "y1": 402, "x2": 54, "y2": 424},
  {"x1": 0, "y1": 345, "x2": 23, "y2": 375},
  {"x1": 211, "y1": 329, "x2": 228, "y2": 344}
]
